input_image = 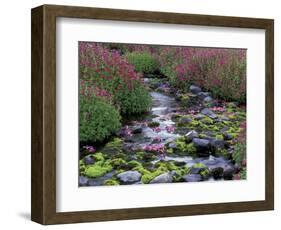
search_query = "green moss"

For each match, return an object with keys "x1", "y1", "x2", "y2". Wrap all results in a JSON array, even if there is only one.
[
  {"x1": 84, "y1": 161, "x2": 113, "y2": 178},
  {"x1": 155, "y1": 161, "x2": 178, "y2": 171},
  {"x1": 148, "y1": 121, "x2": 160, "y2": 128},
  {"x1": 215, "y1": 148, "x2": 228, "y2": 158},
  {"x1": 192, "y1": 163, "x2": 209, "y2": 179},
  {"x1": 103, "y1": 179, "x2": 120, "y2": 186},
  {"x1": 199, "y1": 133, "x2": 209, "y2": 139},
  {"x1": 167, "y1": 148, "x2": 173, "y2": 154},
  {"x1": 141, "y1": 168, "x2": 166, "y2": 184},
  {"x1": 172, "y1": 166, "x2": 190, "y2": 182},
  {"x1": 199, "y1": 168, "x2": 210, "y2": 178},
  {"x1": 193, "y1": 162, "x2": 207, "y2": 169},
  {"x1": 179, "y1": 94, "x2": 190, "y2": 104},
  {"x1": 201, "y1": 116, "x2": 214, "y2": 125},
  {"x1": 133, "y1": 165, "x2": 151, "y2": 175},
  {"x1": 110, "y1": 158, "x2": 127, "y2": 168},
  {"x1": 128, "y1": 160, "x2": 142, "y2": 168},
  {"x1": 105, "y1": 138, "x2": 123, "y2": 148},
  {"x1": 93, "y1": 152, "x2": 105, "y2": 161},
  {"x1": 175, "y1": 137, "x2": 196, "y2": 155},
  {"x1": 215, "y1": 134, "x2": 224, "y2": 140}
]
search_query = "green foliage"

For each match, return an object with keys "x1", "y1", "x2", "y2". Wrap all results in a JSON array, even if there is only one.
[
  {"x1": 114, "y1": 82, "x2": 152, "y2": 115},
  {"x1": 80, "y1": 96, "x2": 121, "y2": 142},
  {"x1": 126, "y1": 52, "x2": 159, "y2": 74},
  {"x1": 175, "y1": 137, "x2": 197, "y2": 156},
  {"x1": 233, "y1": 143, "x2": 246, "y2": 166},
  {"x1": 103, "y1": 179, "x2": 120, "y2": 186},
  {"x1": 148, "y1": 121, "x2": 160, "y2": 128},
  {"x1": 240, "y1": 168, "x2": 246, "y2": 180},
  {"x1": 84, "y1": 160, "x2": 113, "y2": 178},
  {"x1": 93, "y1": 152, "x2": 105, "y2": 161}
]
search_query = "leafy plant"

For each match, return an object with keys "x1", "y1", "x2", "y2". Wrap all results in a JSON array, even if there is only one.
[
  {"x1": 79, "y1": 42, "x2": 151, "y2": 114},
  {"x1": 125, "y1": 52, "x2": 159, "y2": 74},
  {"x1": 80, "y1": 95, "x2": 121, "y2": 143}
]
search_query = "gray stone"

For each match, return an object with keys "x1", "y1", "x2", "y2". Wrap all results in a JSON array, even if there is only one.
[
  {"x1": 223, "y1": 165, "x2": 235, "y2": 180},
  {"x1": 189, "y1": 85, "x2": 202, "y2": 94},
  {"x1": 211, "y1": 167, "x2": 224, "y2": 180},
  {"x1": 203, "y1": 96, "x2": 213, "y2": 103},
  {"x1": 201, "y1": 108, "x2": 217, "y2": 119},
  {"x1": 192, "y1": 138, "x2": 210, "y2": 152},
  {"x1": 194, "y1": 114, "x2": 205, "y2": 120},
  {"x1": 185, "y1": 130, "x2": 199, "y2": 142},
  {"x1": 182, "y1": 174, "x2": 202, "y2": 182},
  {"x1": 220, "y1": 126, "x2": 230, "y2": 132},
  {"x1": 83, "y1": 155, "x2": 95, "y2": 165},
  {"x1": 223, "y1": 133, "x2": 233, "y2": 140},
  {"x1": 179, "y1": 116, "x2": 193, "y2": 124},
  {"x1": 150, "y1": 172, "x2": 173, "y2": 184},
  {"x1": 189, "y1": 167, "x2": 202, "y2": 174},
  {"x1": 79, "y1": 176, "x2": 89, "y2": 186},
  {"x1": 197, "y1": 92, "x2": 211, "y2": 100},
  {"x1": 210, "y1": 139, "x2": 225, "y2": 149},
  {"x1": 117, "y1": 170, "x2": 141, "y2": 184},
  {"x1": 132, "y1": 127, "x2": 143, "y2": 134},
  {"x1": 168, "y1": 142, "x2": 177, "y2": 149}
]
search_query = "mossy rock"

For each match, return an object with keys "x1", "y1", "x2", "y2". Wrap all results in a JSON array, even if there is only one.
[
  {"x1": 148, "y1": 121, "x2": 160, "y2": 128},
  {"x1": 103, "y1": 179, "x2": 120, "y2": 186},
  {"x1": 84, "y1": 160, "x2": 113, "y2": 178},
  {"x1": 175, "y1": 137, "x2": 197, "y2": 156},
  {"x1": 101, "y1": 138, "x2": 124, "y2": 156}
]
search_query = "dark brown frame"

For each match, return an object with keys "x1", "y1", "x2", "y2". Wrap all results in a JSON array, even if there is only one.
[{"x1": 31, "y1": 4, "x2": 274, "y2": 225}]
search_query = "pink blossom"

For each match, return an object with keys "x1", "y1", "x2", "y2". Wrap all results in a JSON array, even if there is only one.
[
  {"x1": 165, "y1": 126, "x2": 175, "y2": 133},
  {"x1": 83, "y1": 145, "x2": 96, "y2": 153}
]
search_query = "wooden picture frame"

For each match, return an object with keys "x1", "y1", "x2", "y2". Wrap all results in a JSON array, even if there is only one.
[{"x1": 31, "y1": 4, "x2": 274, "y2": 225}]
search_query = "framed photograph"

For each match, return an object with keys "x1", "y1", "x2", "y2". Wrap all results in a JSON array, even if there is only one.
[{"x1": 31, "y1": 4, "x2": 274, "y2": 225}]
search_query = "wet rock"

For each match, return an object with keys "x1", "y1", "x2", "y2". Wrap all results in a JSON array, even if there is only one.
[
  {"x1": 117, "y1": 170, "x2": 142, "y2": 184},
  {"x1": 179, "y1": 116, "x2": 193, "y2": 125},
  {"x1": 182, "y1": 174, "x2": 202, "y2": 182},
  {"x1": 198, "y1": 92, "x2": 211, "y2": 100},
  {"x1": 189, "y1": 167, "x2": 202, "y2": 174},
  {"x1": 150, "y1": 172, "x2": 173, "y2": 184},
  {"x1": 201, "y1": 108, "x2": 217, "y2": 119},
  {"x1": 220, "y1": 126, "x2": 230, "y2": 132},
  {"x1": 203, "y1": 96, "x2": 213, "y2": 103},
  {"x1": 190, "y1": 85, "x2": 202, "y2": 94},
  {"x1": 88, "y1": 179, "x2": 103, "y2": 186},
  {"x1": 83, "y1": 155, "x2": 95, "y2": 165},
  {"x1": 194, "y1": 114, "x2": 205, "y2": 120},
  {"x1": 192, "y1": 138, "x2": 210, "y2": 152},
  {"x1": 210, "y1": 139, "x2": 225, "y2": 149},
  {"x1": 223, "y1": 133, "x2": 233, "y2": 140},
  {"x1": 211, "y1": 167, "x2": 224, "y2": 180},
  {"x1": 168, "y1": 142, "x2": 177, "y2": 149},
  {"x1": 185, "y1": 130, "x2": 199, "y2": 142},
  {"x1": 79, "y1": 176, "x2": 89, "y2": 186},
  {"x1": 132, "y1": 127, "x2": 143, "y2": 134},
  {"x1": 223, "y1": 165, "x2": 235, "y2": 180},
  {"x1": 221, "y1": 116, "x2": 230, "y2": 121}
]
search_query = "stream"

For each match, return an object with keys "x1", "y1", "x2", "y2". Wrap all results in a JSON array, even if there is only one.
[{"x1": 80, "y1": 78, "x2": 241, "y2": 186}]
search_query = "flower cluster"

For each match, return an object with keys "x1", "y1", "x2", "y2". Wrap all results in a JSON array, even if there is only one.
[
  {"x1": 83, "y1": 145, "x2": 96, "y2": 153},
  {"x1": 143, "y1": 144, "x2": 165, "y2": 154},
  {"x1": 79, "y1": 42, "x2": 151, "y2": 115},
  {"x1": 165, "y1": 126, "x2": 175, "y2": 133},
  {"x1": 158, "y1": 47, "x2": 246, "y2": 103},
  {"x1": 211, "y1": 106, "x2": 225, "y2": 113}
]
